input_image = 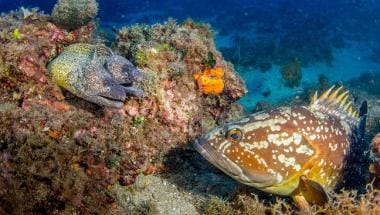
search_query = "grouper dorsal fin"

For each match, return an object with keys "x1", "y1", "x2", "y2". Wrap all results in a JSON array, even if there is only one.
[{"x1": 309, "y1": 85, "x2": 360, "y2": 125}]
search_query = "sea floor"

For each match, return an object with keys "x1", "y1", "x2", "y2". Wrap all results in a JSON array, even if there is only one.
[{"x1": 215, "y1": 35, "x2": 380, "y2": 111}]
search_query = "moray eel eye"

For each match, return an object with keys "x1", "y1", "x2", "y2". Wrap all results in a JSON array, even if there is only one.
[{"x1": 226, "y1": 128, "x2": 243, "y2": 142}]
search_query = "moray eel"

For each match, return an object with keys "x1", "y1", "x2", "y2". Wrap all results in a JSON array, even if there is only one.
[
  {"x1": 47, "y1": 43, "x2": 143, "y2": 108},
  {"x1": 194, "y1": 86, "x2": 367, "y2": 210}
]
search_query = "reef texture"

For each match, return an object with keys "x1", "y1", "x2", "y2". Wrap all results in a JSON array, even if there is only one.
[
  {"x1": 115, "y1": 19, "x2": 246, "y2": 134},
  {"x1": 51, "y1": 0, "x2": 98, "y2": 30},
  {"x1": 0, "y1": 13, "x2": 246, "y2": 214}
]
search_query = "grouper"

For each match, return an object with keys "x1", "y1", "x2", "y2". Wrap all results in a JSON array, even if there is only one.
[{"x1": 194, "y1": 85, "x2": 367, "y2": 210}]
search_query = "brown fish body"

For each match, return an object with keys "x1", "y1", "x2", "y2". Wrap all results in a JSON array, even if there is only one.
[{"x1": 195, "y1": 86, "x2": 366, "y2": 206}]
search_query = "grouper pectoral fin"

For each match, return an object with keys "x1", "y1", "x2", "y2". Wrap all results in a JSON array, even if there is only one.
[
  {"x1": 292, "y1": 175, "x2": 330, "y2": 213},
  {"x1": 292, "y1": 195, "x2": 312, "y2": 214},
  {"x1": 295, "y1": 175, "x2": 330, "y2": 206}
]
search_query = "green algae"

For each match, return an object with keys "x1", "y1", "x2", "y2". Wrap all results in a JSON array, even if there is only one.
[
  {"x1": 12, "y1": 28, "x2": 22, "y2": 40},
  {"x1": 135, "y1": 49, "x2": 149, "y2": 67},
  {"x1": 132, "y1": 115, "x2": 145, "y2": 127}
]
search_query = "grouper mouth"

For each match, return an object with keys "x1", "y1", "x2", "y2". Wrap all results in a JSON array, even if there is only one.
[{"x1": 193, "y1": 136, "x2": 278, "y2": 188}]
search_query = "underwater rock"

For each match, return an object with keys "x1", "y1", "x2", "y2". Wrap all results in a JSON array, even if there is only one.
[
  {"x1": 0, "y1": 9, "x2": 93, "y2": 104},
  {"x1": 318, "y1": 74, "x2": 329, "y2": 91},
  {"x1": 280, "y1": 58, "x2": 302, "y2": 88},
  {"x1": 111, "y1": 175, "x2": 198, "y2": 214},
  {"x1": 51, "y1": 0, "x2": 98, "y2": 30},
  {"x1": 48, "y1": 43, "x2": 144, "y2": 108},
  {"x1": 261, "y1": 88, "x2": 271, "y2": 97},
  {"x1": 370, "y1": 134, "x2": 380, "y2": 189},
  {"x1": 254, "y1": 101, "x2": 272, "y2": 112},
  {"x1": 116, "y1": 19, "x2": 246, "y2": 133},
  {"x1": 371, "y1": 134, "x2": 380, "y2": 158},
  {"x1": 0, "y1": 15, "x2": 246, "y2": 214}
]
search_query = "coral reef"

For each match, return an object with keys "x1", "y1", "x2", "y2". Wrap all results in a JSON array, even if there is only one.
[
  {"x1": 51, "y1": 0, "x2": 98, "y2": 30},
  {"x1": 369, "y1": 134, "x2": 380, "y2": 183},
  {"x1": 280, "y1": 58, "x2": 302, "y2": 88},
  {"x1": 0, "y1": 8, "x2": 94, "y2": 104},
  {"x1": 0, "y1": 8, "x2": 100, "y2": 214},
  {"x1": 115, "y1": 19, "x2": 246, "y2": 132},
  {"x1": 201, "y1": 187, "x2": 380, "y2": 215},
  {"x1": 0, "y1": 14, "x2": 246, "y2": 213}
]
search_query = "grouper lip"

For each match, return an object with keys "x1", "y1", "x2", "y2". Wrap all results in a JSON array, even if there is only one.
[
  {"x1": 193, "y1": 137, "x2": 242, "y2": 177},
  {"x1": 193, "y1": 137, "x2": 277, "y2": 188}
]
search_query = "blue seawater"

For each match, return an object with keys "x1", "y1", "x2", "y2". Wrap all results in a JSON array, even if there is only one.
[{"x1": 1, "y1": 0, "x2": 380, "y2": 112}]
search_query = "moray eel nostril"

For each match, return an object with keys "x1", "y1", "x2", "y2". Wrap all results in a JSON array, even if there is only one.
[{"x1": 47, "y1": 43, "x2": 144, "y2": 108}]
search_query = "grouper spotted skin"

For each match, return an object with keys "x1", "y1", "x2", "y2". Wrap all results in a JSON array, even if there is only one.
[{"x1": 194, "y1": 86, "x2": 367, "y2": 210}]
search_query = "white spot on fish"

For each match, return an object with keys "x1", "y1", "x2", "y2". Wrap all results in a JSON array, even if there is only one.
[
  {"x1": 293, "y1": 133, "x2": 302, "y2": 145},
  {"x1": 281, "y1": 132, "x2": 289, "y2": 137},
  {"x1": 278, "y1": 154, "x2": 297, "y2": 167},
  {"x1": 318, "y1": 160, "x2": 325, "y2": 167},
  {"x1": 321, "y1": 172, "x2": 326, "y2": 178},
  {"x1": 254, "y1": 154, "x2": 268, "y2": 167},
  {"x1": 222, "y1": 142, "x2": 232, "y2": 154},
  {"x1": 316, "y1": 127, "x2": 321, "y2": 133},
  {"x1": 295, "y1": 145, "x2": 314, "y2": 156},
  {"x1": 270, "y1": 125, "x2": 281, "y2": 131},
  {"x1": 294, "y1": 164, "x2": 301, "y2": 171},
  {"x1": 309, "y1": 134, "x2": 316, "y2": 140},
  {"x1": 276, "y1": 173, "x2": 283, "y2": 183},
  {"x1": 239, "y1": 141, "x2": 269, "y2": 150},
  {"x1": 329, "y1": 143, "x2": 338, "y2": 151},
  {"x1": 244, "y1": 117, "x2": 287, "y2": 133},
  {"x1": 253, "y1": 113, "x2": 270, "y2": 121},
  {"x1": 268, "y1": 133, "x2": 294, "y2": 146},
  {"x1": 218, "y1": 140, "x2": 228, "y2": 151}
]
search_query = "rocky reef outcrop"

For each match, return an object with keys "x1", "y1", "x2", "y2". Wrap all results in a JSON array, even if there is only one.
[
  {"x1": 0, "y1": 9, "x2": 246, "y2": 213},
  {"x1": 51, "y1": 0, "x2": 98, "y2": 30}
]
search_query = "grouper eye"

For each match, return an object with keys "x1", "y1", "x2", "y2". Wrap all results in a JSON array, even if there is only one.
[{"x1": 226, "y1": 128, "x2": 243, "y2": 142}]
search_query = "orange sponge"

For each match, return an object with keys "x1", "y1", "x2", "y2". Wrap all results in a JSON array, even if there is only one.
[{"x1": 193, "y1": 67, "x2": 225, "y2": 95}]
